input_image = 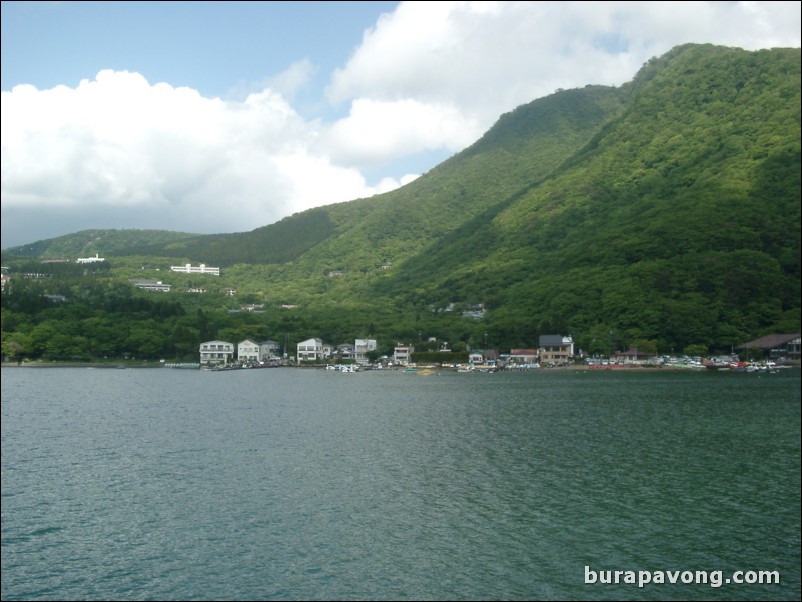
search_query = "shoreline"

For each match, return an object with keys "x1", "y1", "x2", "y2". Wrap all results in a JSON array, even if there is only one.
[
  {"x1": 4, "y1": 361, "x2": 798, "y2": 371},
  {"x1": 1, "y1": 361, "x2": 165, "y2": 368}
]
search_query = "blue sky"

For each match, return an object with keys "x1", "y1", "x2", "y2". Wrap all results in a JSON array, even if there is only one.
[
  {"x1": 2, "y1": 1, "x2": 800, "y2": 249},
  {"x1": 2, "y1": 2, "x2": 397, "y2": 113}
]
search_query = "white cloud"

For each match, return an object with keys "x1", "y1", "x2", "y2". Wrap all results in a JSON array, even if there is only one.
[
  {"x1": 328, "y1": 0, "x2": 801, "y2": 131},
  {"x1": 320, "y1": 98, "x2": 481, "y2": 168},
  {"x1": 2, "y1": 1, "x2": 799, "y2": 247},
  {"x1": 1, "y1": 70, "x2": 383, "y2": 238},
  {"x1": 374, "y1": 173, "x2": 421, "y2": 195}
]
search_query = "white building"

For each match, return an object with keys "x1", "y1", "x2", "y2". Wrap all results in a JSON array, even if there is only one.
[
  {"x1": 199, "y1": 340, "x2": 234, "y2": 365},
  {"x1": 76, "y1": 253, "x2": 105, "y2": 263},
  {"x1": 469, "y1": 351, "x2": 484, "y2": 364},
  {"x1": 170, "y1": 263, "x2": 220, "y2": 276},
  {"x1": 297, "y1": 338, "x2": 328, "y2": 362},
  {"x1": 355, "y1": 338, "x2": 378, "y2": 364},
  {"x1": 393, "y1": 344, "x2": 415, "y2": 365},
  {"x1": 237, "y1": 339, "x2": 260, "y2": 363}
]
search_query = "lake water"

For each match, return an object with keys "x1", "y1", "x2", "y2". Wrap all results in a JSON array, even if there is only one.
[{"x1": 1, "y1": 366, "x2": 800, "y2": 601}]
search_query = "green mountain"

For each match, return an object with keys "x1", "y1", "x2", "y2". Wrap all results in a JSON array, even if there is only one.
[
  {"x1": 5, "y1": 228, "x2": 201, "y2": 259},
  {"x1": 2, "y1": 44, "x2": 799, "y2": 360}
]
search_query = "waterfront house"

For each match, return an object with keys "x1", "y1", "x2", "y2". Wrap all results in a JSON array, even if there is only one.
[
  {"x1": 737, "y1": 333, "x2": 801, "y2": 361},
  {"x1": 393, "y1": 344, "x2": 415, "y2": 365},
  {"x1": 509, "y1": 349, "x2": 538, "y2": 364},
  {"x1": 259, "y1": 340, "x2": 282, "y2": 362},
  {"x1": 468, "y1": 350, "x2": 484, "y2": 364},
  {"x1": 336, "y1": 343, "x2": 355, "y2": 361},
  {"x1": 613, "y1": 348, "x2": 656, "y2": 364},
  {"x1": 297, "y1": 338, "x2": 328, "y2": 362},
  {"x1": 538, "y1": 335, "x2": 575, "y2": 364},
  {"x1": 199, "y1": 340, "x2": 235, "y2": 366},
  {"x1": 238, "y1": 339, "x2": 260, "y2": 363},
  {"x1": 355, "y1": 338, "x2": 378, "y2": 364}
]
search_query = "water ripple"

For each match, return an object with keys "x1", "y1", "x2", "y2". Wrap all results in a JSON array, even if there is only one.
[{"x1": 2, "y1": 367, "x2": 800, "y2": 600}]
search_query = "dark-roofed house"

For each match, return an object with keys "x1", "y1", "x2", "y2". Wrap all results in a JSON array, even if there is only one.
[
  {"x1": 538, "y1": 335, "x2": 575, "y2": 364},
  {"x1": 613, "y1": 348, "x2": 657, "y2": 363},
  {"x1": 736, "y1": 334, "x2": 800, "y2": 361}
]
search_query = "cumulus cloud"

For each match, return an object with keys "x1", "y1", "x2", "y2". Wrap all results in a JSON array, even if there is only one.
[
  {"x1": 2, "y1": 1, "x2": 800, "y2": 247},
  {"x1": 321, "y1": 0, "x2": 800, "y2": 211},
  {"x1": 319, "y1": 98, "x2": 482, "y2": 168},
  {"x1": 1, "y1": 70, "x2": 383, "y2": 237},
  {"x1": 328, "y1": 0, "x2": 801, "y2": 127},
  {"x1": 325, "y1": 0, "x2": 802, "y2": 188}
]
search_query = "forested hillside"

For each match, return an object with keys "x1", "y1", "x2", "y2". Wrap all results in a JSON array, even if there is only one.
[
  {"x1": 2, "y1": 44, "x2": 799, "y2": 362},
  {"x1": 7, "y1": 229, "x2": 201, "y2": 259},
  {"x1": 372, "y1": 44, "x2": 801, "y2": 353}
]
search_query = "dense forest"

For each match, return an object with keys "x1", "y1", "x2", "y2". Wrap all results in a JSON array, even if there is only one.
[{"x1": 2, "y1": 44, "x2": 800, "y2": 363}]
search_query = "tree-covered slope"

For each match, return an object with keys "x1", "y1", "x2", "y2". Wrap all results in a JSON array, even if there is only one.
[
  {"x1": 2, "y1": 228, "x2": 200, "y2": 259},
  {"x1": 373, "y1": 44, "x2": 800, "y2": 351}
]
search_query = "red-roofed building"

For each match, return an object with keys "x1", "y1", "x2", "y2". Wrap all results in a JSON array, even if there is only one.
[{"x1": 509, "y1": 349, "x2": 538, "y2": 364}]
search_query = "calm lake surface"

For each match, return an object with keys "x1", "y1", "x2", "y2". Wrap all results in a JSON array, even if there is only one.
[{"x1": 2, "y1": 366, "x2": 800, "y2": 601}]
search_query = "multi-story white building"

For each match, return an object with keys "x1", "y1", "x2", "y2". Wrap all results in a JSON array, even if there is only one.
[
  {"x1": 393, "y1": 344, "x2": 414, "y2": 365},
  {"x1": 199, "y1": 340, "x2": 235, "y2": 365},
  {"x1": 170, "y1": 263, "x2": 220, "y2": 276},
  {"x1": 297, "y1": 338, "x2": 327, "y2": 362},
  {"x1": 355, "y1": 338, "x2": 378, "y2": 364}
]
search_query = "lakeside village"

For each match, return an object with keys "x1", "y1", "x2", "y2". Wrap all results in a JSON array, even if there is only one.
[
  {"x1": 144, "y1": 264, "x2": 798, "y2": 373},
  {"x1": 182, "y1": 332, "x2": 801, "y2": 373},
  {"x1": 8, "y1": 259, "x2": 798, "y2": 373},
  {"x1": 117, "y1": 263, "x2": 797, "y2": 373}
]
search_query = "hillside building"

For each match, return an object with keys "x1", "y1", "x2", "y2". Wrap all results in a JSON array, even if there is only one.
[
  {"x1": 76, "y1": 254, "x2": 105, "y2": 263},
  {"x1": 170, "y1": 263, "x2": 220, "y2": 276}
]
